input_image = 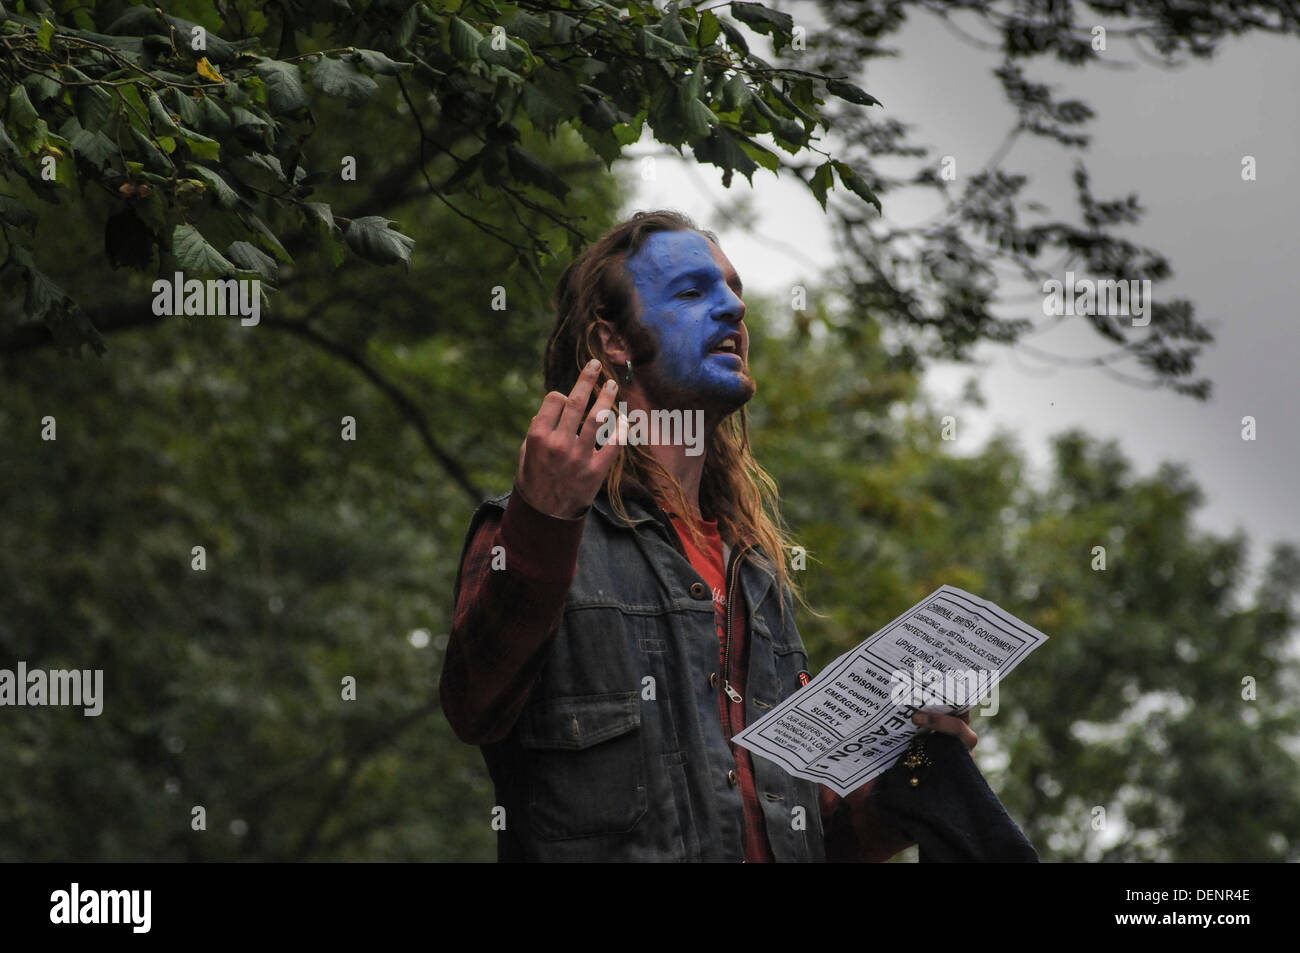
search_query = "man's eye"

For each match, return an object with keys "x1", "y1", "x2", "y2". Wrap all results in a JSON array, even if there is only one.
[{"x1": 676, "y1": 289, "x2": 701, "y2": 298}]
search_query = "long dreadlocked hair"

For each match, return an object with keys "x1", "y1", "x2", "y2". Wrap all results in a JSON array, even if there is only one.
[{"x1": 542, "y1": 209, "x2": 814, "y2": 619}]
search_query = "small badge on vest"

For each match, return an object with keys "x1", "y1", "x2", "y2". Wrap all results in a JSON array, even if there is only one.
[{"x1": 798, "y1": 670, "x2": 811, "y2": 686}]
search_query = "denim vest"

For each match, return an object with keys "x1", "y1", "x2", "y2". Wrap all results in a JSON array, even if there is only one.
[{"x1": 457, "y1": 486, "x2": 827, "y2": 862}]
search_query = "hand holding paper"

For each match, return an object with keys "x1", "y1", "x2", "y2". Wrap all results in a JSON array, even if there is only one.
[
  {"x1": 733, "y1": 585, "x2": 1047, "y2": 796},
  {"x1": 912, "y1": 709, "x2": 978, "y2": 750}
]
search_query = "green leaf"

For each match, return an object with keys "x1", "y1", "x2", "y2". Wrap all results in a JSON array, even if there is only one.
[
  {"x1": 722, "y1": 73, "x2": 750, "y2": 112},
  {"x1": 637, "y1": 26, "x2": 678, "y2": 60},
  {"x1": 343, "y1": 215, "x2": 415, "y2": 266},
  {"x1": 197, "y1": 97, "x2": 231, "y2": 135},
  {"x1": 395, "y1": 2, "x2": 421, "y2": 48},
  {"x1": 242, "y1": 212, "x2": 293, "y2": 263},
  {"x1": 71, "y1": 75, "x2": 115, "y2": 131},
  {"x1": 450, "y1": 17, "x2": 482, "y2": 61},
  {"x1": 178, "y1": 127, "x2": 221, "y2": 161},
  {"x1": 227, "y1": 240, "x2": 278, "y2": 283},
  {"x1": 15, "y1": 246, "x2": 67, "y2": 320},
  {"x1": 302, "y1": 201, "x2": 335, "y2": 233},
  {"x1": 772, "y1": 116, "x2": 806, "y2": 148},
  {"x1": 549, "y1": 11, "x2": 576, "y2": 44},
  {"x1": 478, "y1": 34, "x2": 530, "y2": 69},
  {"x1": 826, "y1": 79, "x2": 882, "y2": 108},
  {"x1": 729, "y1": 2, "x2": 794, "y2": 38},
  {"x1": 36, "y1": 16, "x2": 54, "y2": 51},
  {"x1": 352, "y1": 49, "x2": 413, "y2": 75},
  {"x1": 738, "y1": 136, "x2": 779, "y2": 173},
  {"x1": 506, "y1": 145, "x2": 570, "y2": 199},
  {"x1": 579, "y1": 95, "x2": 619, "y2": 133},
  {"x1": 130, "y1": 127, "x2": 171, "y2": 171},
  {"x1": 717, "y1": 19, "x2": 749, "y2": 55},
  {"x1": 692, "y1": 11, "x2": 719, "y2": 48},
  {"x1": 0, "y1": 124, "x2": 18, "y2": 156},
  {"x1": 230, "y1": 106, "x2": 270, "y2": 140},
  {"x1": 770, "y1": 85, "x2": 816, "y2": 125},
  {"x1": 255, "y1": 60, "x2": 309, "y2": 113},
  {"x1": 147, "y1": 90, "x2": 181, "y2": 135},
  {"x1": 8, "y1": 85, "x2": 39, "y2": 129},
  {"x1": 658, "y1": 6, "x2": 689, "y2": 46},
  {"x1": 832, "y1": 161, "x2": 881, "y2": 213},
  {"x1": 172, "y1": 223, "x2": 237, "y2": 276},
  {"x1": 692, "y1": 126, "x2": 758, "y2": 185},
  {"x1": 507, "y1": 10, "x2": 548, "y2": 45},
  {"x1": 24, "y1": 71, "x2": 60, "y2": 104},
  {"x1": 65, "y1": 123, "x2": 117, "y2": 169},
  {"x1": 160, "y1": 14, "x2": 238, "y2": 64},
  {"x1": 165, "y1": 88, "x2": 203, "y2": 127},
  {"x1": 576, "y1": 122, "x2": 621, "y2": 167},
  {"x1": 309, "y1": 56, "x2": 379, "y2": 104},
  {"x1": 187, "y1": 163, "x2": 241, "y2": 208},
  {"x1": 521, "y1": 70, "x2": 584, "y2": 134},
  {"x1": 681, "y1": 97, "x2": 715, "y2": 141},
  {"x1": 613, "y1": 110, "x2": 645, "y2": 147},
  {"x1": 810, "y1": 160, "x2": 833, "y2": 211}
]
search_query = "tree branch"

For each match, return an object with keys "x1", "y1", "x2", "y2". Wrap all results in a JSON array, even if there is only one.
[{"x1": 259, "y1": 317, "x2": 483, "y2": 504}]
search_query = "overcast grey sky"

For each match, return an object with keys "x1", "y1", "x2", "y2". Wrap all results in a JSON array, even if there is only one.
[{"x1": 623, "y1": 6, "x2": 1299, "y2": 589}]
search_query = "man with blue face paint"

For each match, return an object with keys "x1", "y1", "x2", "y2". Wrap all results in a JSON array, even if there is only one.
[
  {"x1": 617, "y1": 229, "x2": 754, "y2": 425},
  {"x1": 442, "y1": 210, "x2": 976, "y2": 862}
]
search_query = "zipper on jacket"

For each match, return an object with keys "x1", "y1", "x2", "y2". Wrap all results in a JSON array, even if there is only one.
[
  {"x1": 652, "y1": 500, "x2": 746, "y2": 714},
  {"x1": 722, "y1": 543, "x2": 745, "y2": 717}
]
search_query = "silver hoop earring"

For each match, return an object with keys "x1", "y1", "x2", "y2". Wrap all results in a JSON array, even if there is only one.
[{"x1": 622, "y1": 360, "x2": 633, "y2": 384}]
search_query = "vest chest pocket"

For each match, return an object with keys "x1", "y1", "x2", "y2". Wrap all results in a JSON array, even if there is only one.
[
  {"x1": 771, "y1": 641, "x2": 811, "y2": 700},
  {"x1": 517, "y1": 692, "x2": 648, "y2": 840}
]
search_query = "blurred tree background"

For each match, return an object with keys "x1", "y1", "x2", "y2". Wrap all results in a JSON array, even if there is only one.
[{"x1": 1, "y1": 0, "x2": 1297, "y2": 861}]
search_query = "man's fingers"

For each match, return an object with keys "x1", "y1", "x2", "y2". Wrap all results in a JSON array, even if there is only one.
[
  {"x1": 559, "y1": 359, "x2": 603, "y2": 435},
  {"x1": 582, "y1": 377, "x2": 620, "y2": 449},
  {"x1": 534, "y1": 390, "x2": 568, "y2": 433},
  {"x1": 912, "y1": 711, "x2": 978, "y2": 751},
  {"x1": 593, "y1": 409, "x2": 628, "y2": 472}
]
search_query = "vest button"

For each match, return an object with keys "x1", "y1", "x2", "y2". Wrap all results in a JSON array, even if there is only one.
[
  {"x1": 689, "y1": 582, "x2": 708, "y2": 599},
  {"x1": 709, "y1": 672, "x2": 718, "y2": 688},
  {"x1": 727, "y1": 770, "x2": 738, "y2": 787}
]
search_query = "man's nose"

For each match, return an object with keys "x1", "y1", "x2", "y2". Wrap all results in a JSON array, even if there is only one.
[{"x1": 713, "y1": 289, "x2": 745, "y2": 324}]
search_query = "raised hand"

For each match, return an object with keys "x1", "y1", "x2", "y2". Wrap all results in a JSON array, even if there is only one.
[{"x1": 515, "y1": 359, "x2": 626, "y2": 519}]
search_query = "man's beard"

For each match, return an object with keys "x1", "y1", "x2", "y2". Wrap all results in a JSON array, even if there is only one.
[{"x1": 634, "y1": 357, "x2": 756, "y2": 422}]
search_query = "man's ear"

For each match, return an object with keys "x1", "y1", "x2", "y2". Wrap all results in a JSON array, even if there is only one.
[{"x1": 594, "y1": 320, "x2": 631, "y2": 366}]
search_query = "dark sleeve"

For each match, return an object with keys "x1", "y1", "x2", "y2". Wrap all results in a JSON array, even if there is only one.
[
  {"x1": 439, "y1": 486, "x2": 587, "y2": 745},
  {"x1": 820, "y1": 782, "x2": 916, "y2": 862}
]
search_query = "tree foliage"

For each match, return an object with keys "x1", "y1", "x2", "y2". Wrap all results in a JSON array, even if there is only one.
[
  {"x1": 4, "y1": 0, "x2": 1285, "y2": 395},
  {"x1": 1, "y1": 0, "x2": 885, "y2": 356}
]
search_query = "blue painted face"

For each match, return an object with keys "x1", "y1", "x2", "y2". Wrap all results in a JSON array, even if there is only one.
[{"x1": 624, "y1": 230, "x2": 751, "y2": 406}]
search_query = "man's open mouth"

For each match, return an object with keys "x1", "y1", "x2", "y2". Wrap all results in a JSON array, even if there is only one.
[{"x1": 710, "y1": 335, "x2": 742, "y2": 356}]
